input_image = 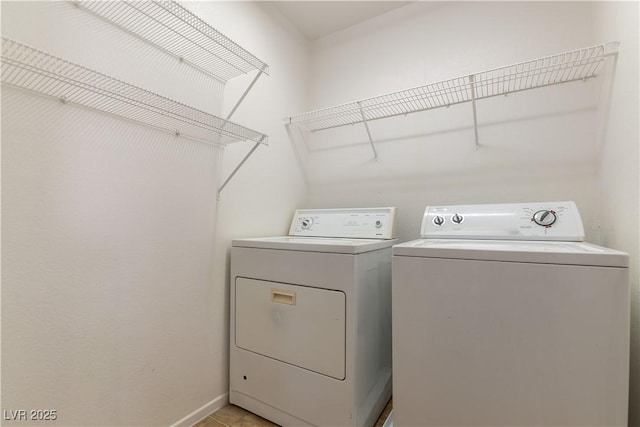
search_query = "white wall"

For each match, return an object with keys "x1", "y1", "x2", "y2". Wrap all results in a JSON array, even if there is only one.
[
  {"x1": 1, "y1": 1, "x2": 307, "y2": 426},
  {"x1": 592, "y1": 2, "x2": 640, "y2": 425},
  {"x1": 304, "y1": 1, "x2": 602, "y2": 243}
]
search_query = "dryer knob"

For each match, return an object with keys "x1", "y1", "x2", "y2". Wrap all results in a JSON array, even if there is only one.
[
  {"x1": 452, "y1": 213, "x2": 464, "y2": 224},
  {"x1": 433, "y1": 215, "x2": 445, "y2": 226},
  {"x1": 301, "y1": 218, "x2": 313, "y2": 230},
  {"x1": 532, "y1": 210, "x2": 557, "y2": 227}
]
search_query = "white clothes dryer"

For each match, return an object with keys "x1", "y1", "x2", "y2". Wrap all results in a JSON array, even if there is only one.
[
  {"x1": 230, "y1": 208, "x2": 397, "y2": 427},
  {"x1": 391, "y1": 201, "x2": 629, "y2": 427}
]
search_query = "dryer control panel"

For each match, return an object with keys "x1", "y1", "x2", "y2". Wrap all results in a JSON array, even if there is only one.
[
  {"x1": 289, "y1": 207, "x2": 396, "y2": 239},
  {"x1": 421, "y1": 201, "x2": 584, "y2": 241}
]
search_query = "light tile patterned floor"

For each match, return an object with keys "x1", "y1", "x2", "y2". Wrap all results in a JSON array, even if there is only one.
[
  {"x1": 194, "y1": 398, "x2": 393, "y2": 427},
  {"x1": 374, "y1": 399, "x2": 393, "y2": 427}
]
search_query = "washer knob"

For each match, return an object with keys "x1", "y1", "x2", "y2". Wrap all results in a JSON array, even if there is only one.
[
  {"x1": 452, "y1": 213, "x2": 464, "y2": 224},
  {"x1": 375, "y1": 220, "x2": 383, "y2": 228},
  {"x1": 433, "y1": 215, "x2": 445, "y2": 226},
  {"x1": 301, "y1": 218, "x2": 313, "y2": 229},
  {"x1": 532, "y1": 210, "x2": 557, "y2": 227}
]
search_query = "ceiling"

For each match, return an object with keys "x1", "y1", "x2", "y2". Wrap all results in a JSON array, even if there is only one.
[{"x1": 269, "y1": 1, "x2": 412, "y2": 41}]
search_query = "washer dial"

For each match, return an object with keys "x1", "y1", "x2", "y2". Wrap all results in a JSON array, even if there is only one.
[
  {"x1": 433, "y1": 215, "x2": 445, "y2": 226},
  {"x1": 301, "y1": 218, "x2": 313, "y2": 230},
  {"x1": 532, "y1": 210, "x2": 557, "y2": 227}
]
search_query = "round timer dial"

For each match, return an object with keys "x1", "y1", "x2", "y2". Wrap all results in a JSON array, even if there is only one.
[{"x1": 532, "y1": 210, "x2": 557, "y2": 227}]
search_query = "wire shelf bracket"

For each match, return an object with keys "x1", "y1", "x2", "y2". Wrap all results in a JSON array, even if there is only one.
[
  {"x1": 285, "y1": 42, "x2": 619, "y2": 156},
  {"x1": 216, "y1": 136, "x2": 265, "y2": 199},
  {"x1": 469, "y1": 74, "x2": 480, "y2": 150},
  {"x1": 357, "y1": 101, "x2": 378, "y2": 160},
  {"x1": 1, "y1": 37, "x2": 268, "y2": 147},
  {"x1": 215, "y1": 64, "x2": 269, "y2": 197}
]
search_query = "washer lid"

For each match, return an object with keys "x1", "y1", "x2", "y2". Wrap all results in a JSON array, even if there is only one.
[
  {"x1": 393, "y1": 239, "x2": 629, "y2": 267},
  {"x1": 233, "y1": 236, "x2": 398, "y2": 254}
]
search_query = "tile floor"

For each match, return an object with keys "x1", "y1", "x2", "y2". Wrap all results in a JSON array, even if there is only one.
[{"x1": 194, "y1": 398, "x2": 393, "y2": 427}]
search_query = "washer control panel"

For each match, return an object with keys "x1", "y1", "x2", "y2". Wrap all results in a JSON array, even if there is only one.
[
  {"x1": 421, "y1": 201, "x2": 584, "y2": 241},
  {"x1": 289, "y1": 207, "x2": 396, "y2": 239}
]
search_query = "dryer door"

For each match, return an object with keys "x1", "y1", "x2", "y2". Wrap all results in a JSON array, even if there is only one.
[{"x1": 235, "y1": 278, "x2": 346, "y2": 380}]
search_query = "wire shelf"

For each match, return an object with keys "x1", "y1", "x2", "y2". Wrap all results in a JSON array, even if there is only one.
[
  {"x1": 1, "y1": 37, "x2": 268, "y2": 146},
  {"x1": 286, "y1": 43, "x2": 618, "y2": 132},
  {"x1": 75, "y1": 0, "x2": 269, "y2": 82}
]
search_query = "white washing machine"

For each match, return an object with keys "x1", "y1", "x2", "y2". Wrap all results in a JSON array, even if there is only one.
[
  {"x1": 391, "y1": 201, "x2": 630, "y2": 427},
  {"x1": 230, "y1": 208, "x2": 397, "y2": 427}
]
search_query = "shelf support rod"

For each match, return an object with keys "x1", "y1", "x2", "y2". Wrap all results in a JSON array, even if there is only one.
[
  {"x1": 357, "y1": 102, "x2": 378, "y2": 160},
  {"x1": 469, "y1": 74, "x2": 480, "y2": 150},
  {"x1": 217, "y1": 135, "x2": 266, "y2": 198},
  {"x1": 225, "y1": 65, "x2": 267, "y2": 121},
  {"x1": 217, "y1": 65, "x2": 268, "y2": 199}
]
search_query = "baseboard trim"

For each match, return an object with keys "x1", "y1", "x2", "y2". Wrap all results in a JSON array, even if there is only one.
[{"x1": 171, "y1": 393, "x2": 229, "y2": 427}]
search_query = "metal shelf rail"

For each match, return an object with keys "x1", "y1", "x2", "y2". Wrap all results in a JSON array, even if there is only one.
[
  {"x1": 74, "y1": 0, "x2": 270, "y2": 197},
  {"x1": 285, "y1": 42, "x2": 618, "y2": 158},
  {"x1": 1, "y1": 37, "x2": 267, "y2": 147}
]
